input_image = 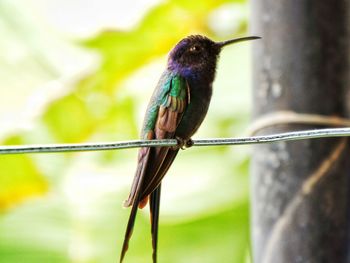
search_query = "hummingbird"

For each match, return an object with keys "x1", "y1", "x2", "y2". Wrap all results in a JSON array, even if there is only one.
[{"x1": 120, "y1": 34, "x2": 260, "y2": 263}]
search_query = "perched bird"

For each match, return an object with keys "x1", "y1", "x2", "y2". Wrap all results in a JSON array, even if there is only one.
[{"x1": 120, "y1": 34, "x2": 260, "y2": 263}]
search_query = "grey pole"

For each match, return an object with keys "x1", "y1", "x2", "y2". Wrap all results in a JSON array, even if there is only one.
[{"x1": 251, "y1": 1, "x2": 350, "y2": 262}]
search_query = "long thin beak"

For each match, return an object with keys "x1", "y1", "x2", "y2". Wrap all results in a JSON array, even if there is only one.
[{"x1": 216, "y1": 36, "x2": 261, "y2": 48}]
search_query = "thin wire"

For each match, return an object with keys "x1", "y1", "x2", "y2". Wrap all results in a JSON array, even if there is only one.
[{"x1": 0, "y1": 127, "x2": 349, "y2": 155}]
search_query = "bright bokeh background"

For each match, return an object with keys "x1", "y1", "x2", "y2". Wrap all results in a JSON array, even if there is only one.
[{"x1": 0, "y1": 0, "x2": 253, "y2": 262}]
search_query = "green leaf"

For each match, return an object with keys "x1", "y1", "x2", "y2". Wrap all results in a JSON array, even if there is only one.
[{"x1": 0, "y1": 136, "x2": 47, "y2": 211}]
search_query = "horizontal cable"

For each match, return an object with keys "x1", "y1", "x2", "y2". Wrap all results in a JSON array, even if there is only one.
[{"x1": 0, "y1": 127, "x2": 349, "y2": 155}]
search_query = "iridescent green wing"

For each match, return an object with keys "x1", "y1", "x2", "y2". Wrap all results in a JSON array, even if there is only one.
[
  {"x1": 142, "y1": 71, "x2": 188, "y2": 139},
  {"x1": 124, "y1": 71, "x2": 188, "y2": 207},
  {"x1": 140, "y1": 73, "x2": 188, "y2": 195},
  {"x1": 120, "y1": 72, "x2": 189, "y2": 263}
]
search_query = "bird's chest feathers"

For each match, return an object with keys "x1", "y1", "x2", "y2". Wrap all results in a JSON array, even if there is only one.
[
  {"x1": 175, "y1": 79, "x2": 212, "y2": 138},
  {"x1": 187, "y1": 76, "x2": 213, "y2": 101},
  {"x1": 186, "y1": 81, "x2": 212, "y2": 117}
]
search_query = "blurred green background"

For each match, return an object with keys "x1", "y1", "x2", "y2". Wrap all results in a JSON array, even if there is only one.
[{"x1": 0, "y1": 0, "x2": 253, "y2": 262}]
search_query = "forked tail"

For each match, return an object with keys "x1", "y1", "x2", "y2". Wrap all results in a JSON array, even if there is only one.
[{"x1": 150, "y1": 185, "x2": 161, "y2": 263}]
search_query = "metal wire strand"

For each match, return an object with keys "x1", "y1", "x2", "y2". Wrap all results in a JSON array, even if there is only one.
[{"x1": 0, "y1": 127, "x2": 349, "y2": 155}]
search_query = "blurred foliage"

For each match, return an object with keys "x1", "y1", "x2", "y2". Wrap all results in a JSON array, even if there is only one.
[
  {"x1": 0, "y1": 136, "x2": 47, "y2": 211},
  {"x1": 0, "y1": 0, "x2": 252, "y2": 262}
]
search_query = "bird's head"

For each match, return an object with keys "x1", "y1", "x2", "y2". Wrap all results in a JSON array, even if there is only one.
[{"x1": 168, "y1": 34, "x2": 260, "y2": 80}]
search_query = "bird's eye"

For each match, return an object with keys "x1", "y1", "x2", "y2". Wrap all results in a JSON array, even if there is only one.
[{"x1": 189, "y1": 45, "x2": 201, "y2": 53}]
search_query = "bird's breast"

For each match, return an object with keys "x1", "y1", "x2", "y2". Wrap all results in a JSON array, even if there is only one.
[{"x1": 175, "y1": 81, "x2": 213, "y2": 139}]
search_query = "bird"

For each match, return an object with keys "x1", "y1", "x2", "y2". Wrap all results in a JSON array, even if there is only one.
[{"x1": 119, "y1": 34, "x2": 260, "y2": 263}]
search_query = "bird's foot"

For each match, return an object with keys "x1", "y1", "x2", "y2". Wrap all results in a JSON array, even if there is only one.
[
  {"x1": 173, "y1": 137, "x2": 193, "y2": 150},
  {"x1": 185, "y1": 138, "x2": 194, "y2": 148}
]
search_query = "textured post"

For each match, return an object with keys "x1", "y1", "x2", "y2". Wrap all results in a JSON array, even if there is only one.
[{"x1": 251, "y1": 1, "x2": 350, "y2": 263}]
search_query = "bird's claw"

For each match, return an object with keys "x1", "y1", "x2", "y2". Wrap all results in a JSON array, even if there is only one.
[
  {"x1": 185, "y1": 138, "x2": 194, "y2": 148},
  {"x1": 172, "y1": 137, "x2": 193, "y2": 150}
]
